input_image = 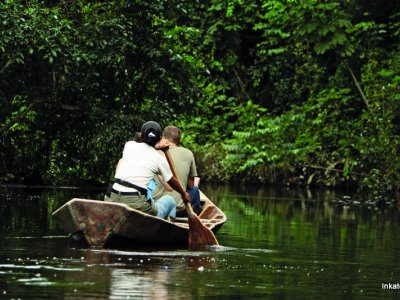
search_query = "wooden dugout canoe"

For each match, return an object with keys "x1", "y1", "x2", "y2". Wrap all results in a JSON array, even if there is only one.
[{"x1": 52, "y1": 191, "x2": 226, "y2": 247}]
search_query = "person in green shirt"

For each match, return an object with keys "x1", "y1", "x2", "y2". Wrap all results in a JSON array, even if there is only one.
[{"x1": 152, "y1": 125, "x2": 201, "y2": 216}]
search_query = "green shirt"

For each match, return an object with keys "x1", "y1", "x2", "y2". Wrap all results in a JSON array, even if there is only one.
[{"x1": 152, "y1": 146, "x2": 198, "y2": 211}]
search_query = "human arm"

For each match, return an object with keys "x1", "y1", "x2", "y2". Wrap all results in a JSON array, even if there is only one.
[
  {"x1": 187, "y1": 176, "x2": 200, "y2": 189},
  {"x1": 167, "y1": 176, "x2": 190, "y2": 203},
  {"x1": 157, "y1": 174, "x2": 173, "y2": 192},
  {"x1": 115, "y1": 159, "x2": 122, "y2": 173},
  {"x1": 186, "y1": 150, "x2": 200, "y2": 189}
]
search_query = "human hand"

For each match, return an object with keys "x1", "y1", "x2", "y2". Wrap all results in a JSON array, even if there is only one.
[
  {"x1": 156, "y1": 138, "x2": 170, "y2": 150},
  {"x1": 181, "y1": 192, "x2": 190, "y2": 203}
]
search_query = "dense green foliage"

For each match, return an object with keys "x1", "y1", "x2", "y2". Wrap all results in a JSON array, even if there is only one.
[
  {"x1": 1, "y1": 0, "x2": 200, "y2": 184},
  {"x1": 1, "y1": 0, "x2": 400, "y2": 199}
]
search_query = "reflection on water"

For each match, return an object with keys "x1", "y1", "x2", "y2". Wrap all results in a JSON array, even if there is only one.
[{"x1": 1, "y1": 185, "x2": 400, "y2": 299}]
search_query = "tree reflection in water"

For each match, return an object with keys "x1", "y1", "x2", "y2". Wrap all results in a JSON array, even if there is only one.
[{"x1": 2, "y1": 185, "x2": 400, "y2": 299}]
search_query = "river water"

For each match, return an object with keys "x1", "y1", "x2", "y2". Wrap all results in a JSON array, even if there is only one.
[{"x1": 1, "y1": 185, "x2": 400, "y2": 299}]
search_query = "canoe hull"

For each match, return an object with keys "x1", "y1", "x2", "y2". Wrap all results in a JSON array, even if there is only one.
[{"x1": 52, "y1": 193, "x2": 226, "y2": 247}]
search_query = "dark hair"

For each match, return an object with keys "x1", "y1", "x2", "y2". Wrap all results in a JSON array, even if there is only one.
[
  {"x1": 134, "y1": 132, "x2": 142, "y2": 142},
  {"x1": 141, "y1": 121, "x2": 162, "y2": 147}
]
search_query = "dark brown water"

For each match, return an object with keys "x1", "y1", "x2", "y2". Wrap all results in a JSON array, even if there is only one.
[{"x1": 1, "y1": 185, "x2": 400, "y2": 299}]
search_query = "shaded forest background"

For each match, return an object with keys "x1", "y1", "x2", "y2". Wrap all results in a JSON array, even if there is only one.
[{"x1": 1, "y1": 0, "x2": 399, "y2": 200}]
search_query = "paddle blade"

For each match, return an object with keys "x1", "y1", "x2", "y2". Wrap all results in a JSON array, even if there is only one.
[
  {"x1": 163, "y1": 148, "x2": 219, "y2": 249},
  {"x1": 186, "y1": 203, "x2": 219, "y2": 250}
]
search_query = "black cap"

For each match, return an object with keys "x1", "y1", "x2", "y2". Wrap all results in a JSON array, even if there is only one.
[{"x1": 141, "y1": 121, "x2": 162, "y2": 147}]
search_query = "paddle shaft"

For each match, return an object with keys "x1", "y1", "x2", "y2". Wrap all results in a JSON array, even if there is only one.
[
  {"x1": 163, "y1": 149, "x2": 188, "y2": 200},
  {"x1": 162, "y1": 148, "x2": 219, "y2": 248}
]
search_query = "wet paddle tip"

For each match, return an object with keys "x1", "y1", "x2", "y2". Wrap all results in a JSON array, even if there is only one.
[{"x1": 188, "y1": 243, "x2": 220, "y2": 251}]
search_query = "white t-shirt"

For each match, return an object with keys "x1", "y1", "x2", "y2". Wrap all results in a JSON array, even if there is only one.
[{"x1": 113, "y1": 141, "x2": 173, "y2": 192}]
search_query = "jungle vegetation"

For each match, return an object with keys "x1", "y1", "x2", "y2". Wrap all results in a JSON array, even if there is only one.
[{"x1": 1, "y1": 0, "x2": 400, "y2": 200}]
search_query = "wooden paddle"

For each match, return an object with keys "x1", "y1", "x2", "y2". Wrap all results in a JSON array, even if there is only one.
[{"x1": 163, "y1": 148, "x2": 219, "y2": 250}]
